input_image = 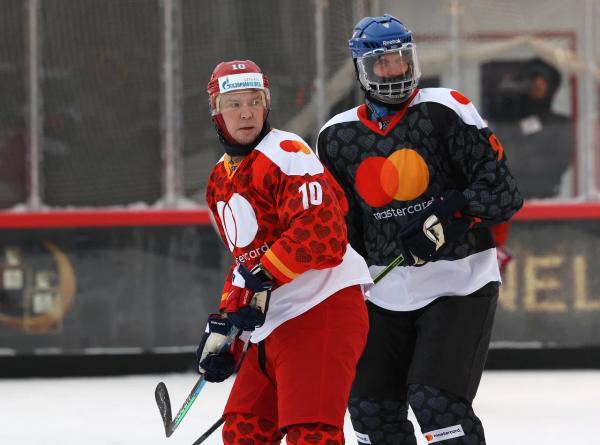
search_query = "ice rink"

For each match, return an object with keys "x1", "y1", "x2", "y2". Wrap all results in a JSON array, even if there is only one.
[{"x1": 1, "y1": 370, "x2": 599, "y2": 444}]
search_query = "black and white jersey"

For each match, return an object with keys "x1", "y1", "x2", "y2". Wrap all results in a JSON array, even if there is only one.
[{"x1": 317, "y1": 87, "x2": 523, "y2": 311}]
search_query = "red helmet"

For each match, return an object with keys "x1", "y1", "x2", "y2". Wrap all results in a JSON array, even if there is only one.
[{"x1": 207, "y1": 60, "x2": 270, "y2": 144}]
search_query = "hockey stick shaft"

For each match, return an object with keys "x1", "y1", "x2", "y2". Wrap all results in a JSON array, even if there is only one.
[
  {"x1": 189, "y1": 254, "x2": 405, "y2": 444},
  {"x1": 191, "y1": 411, "x2": 225, "y2": 445},
  {"x1": 373, "y1": 254, "x2": 404, "y2": 284},
  {"x1": 168, "y1": 377, "x2": 207, "y2": 435}
]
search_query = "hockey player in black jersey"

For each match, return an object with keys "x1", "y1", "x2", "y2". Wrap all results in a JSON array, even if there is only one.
[{"x1": 317, "y1": 14, "x2": 523, "y2": 445}]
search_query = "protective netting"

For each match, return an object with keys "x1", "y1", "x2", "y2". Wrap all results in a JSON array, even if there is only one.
[
  {"x1": 180, "y1": 0, "x2": 358, "y2": 199},
  {"x1": 0, "y1": 0, "x2": 598, "y2": 209},
  {"x1": 41, "y1": 0, "x2": 163, "y2": 207},
  {"x1": 388, "y1": 0, "x2": 600, "y2": 199},
  {"x1": 0, "y1": 0, "x2": 26, "y2": 209},
  {"x1": 1, "y1": 0, "x2": 162, "y2": 208}
]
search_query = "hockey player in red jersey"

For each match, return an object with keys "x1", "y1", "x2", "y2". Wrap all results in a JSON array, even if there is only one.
[
  {"x1": 317, "y1": 15, "x2": 523, "y2": 445},
  {"x1": 196, "y1": 59, "x2": 372, "y2": 445}
]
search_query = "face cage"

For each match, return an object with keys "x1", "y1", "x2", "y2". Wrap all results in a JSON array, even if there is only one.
[
  {"x1": 362, "y1": 77, "x2": 419, "y2": 104},
  {"x1": 356, "y1": 45, "x2": 420, "y2": 104}
]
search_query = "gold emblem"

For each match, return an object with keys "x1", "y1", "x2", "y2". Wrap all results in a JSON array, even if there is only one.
[{"x1": 0, "y1": 241, "x2": 76, "y2": 333}]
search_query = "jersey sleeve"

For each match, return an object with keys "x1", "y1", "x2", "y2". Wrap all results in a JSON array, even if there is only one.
[
  {"x1": 458, "y1": 127, "x2": 523, "y2": 225},
  {"x1": 435, "y1": 99, "x2": 524, "y2": 226},
  {"x1": 317, "y1": 131, "x2": 368, "y2": 258},
  {"x1": 259, "y1": 155, "x2": 349, "y2": 285},
  {"x1": 324, "y1": 165, "x2": 349, "y2": 215},
  {"x1": 218, "y1": 263, "x2": 236, "y2": 311}
]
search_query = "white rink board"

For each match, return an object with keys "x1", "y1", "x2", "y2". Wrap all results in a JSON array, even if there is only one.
[{"x1": 1, "y1": 370, "x2": 599, "y2": 445}]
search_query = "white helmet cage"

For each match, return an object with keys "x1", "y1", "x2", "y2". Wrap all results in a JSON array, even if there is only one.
[{"x1": 356, "y1": 44, "x2": 421, "y2": 104}]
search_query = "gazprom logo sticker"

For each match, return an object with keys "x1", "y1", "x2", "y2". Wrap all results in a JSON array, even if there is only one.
[
  {"x1": 219, "y1": 73, "x2": 264, "y2": 93},
  {"x1": 424, "y1": 425, "x2": 465, "y2": 443}
]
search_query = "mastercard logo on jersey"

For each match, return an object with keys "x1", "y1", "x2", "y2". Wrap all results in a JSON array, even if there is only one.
[
  {"x1": 216, "y1": 193, "x2": 259, "y2": 251},
  {"x1": 280, "y1": 139, "x2": 311, "y2": 154},
  {"x1": 355, "y1": 148, "x2": 430, "y2": 207}
]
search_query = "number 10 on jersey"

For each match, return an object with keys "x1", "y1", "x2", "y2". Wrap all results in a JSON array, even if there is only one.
[{"x1": 298, "y1": 181, "x2": 323, "y2": 209}]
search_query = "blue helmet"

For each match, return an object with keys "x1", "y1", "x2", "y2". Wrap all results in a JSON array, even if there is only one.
[{"x1": 349, "y1": 14, "x2": 421, "y2": 104}]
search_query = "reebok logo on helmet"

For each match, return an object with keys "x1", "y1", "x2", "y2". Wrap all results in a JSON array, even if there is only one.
[{"x1": 382, "y1": 39, "x2": 403, "y2": 46}]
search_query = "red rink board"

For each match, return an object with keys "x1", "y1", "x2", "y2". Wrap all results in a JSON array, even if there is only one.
[
  {"x1": 0, "y1": 209, "x2": 212, "y2": 228},
  {"x1": 513, "y1": 202, "x2": 600, "y2": 221},
  {"x1": 0, "y1": 202, "x2": 599, "y2": 229}
]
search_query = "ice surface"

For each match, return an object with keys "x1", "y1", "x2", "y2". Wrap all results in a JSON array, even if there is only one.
[{"x1": 1, "y1": 370, "x2": 598, "y2": 444}]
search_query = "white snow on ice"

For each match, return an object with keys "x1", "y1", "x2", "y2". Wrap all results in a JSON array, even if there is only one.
[{"x1": 1, "y1": 370, "x2": 599, "y2": 444}]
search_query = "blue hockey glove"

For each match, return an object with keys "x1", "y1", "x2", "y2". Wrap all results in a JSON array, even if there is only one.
[
  {"x1": 196, "y1": 314, "x2": 236, "y2": 383},
  {"x1": 399, "y1": 190, "x2": 470, "y2": 266},
  {"x1": 222, "y1": 264, "x2": 273, "y2": 331}
]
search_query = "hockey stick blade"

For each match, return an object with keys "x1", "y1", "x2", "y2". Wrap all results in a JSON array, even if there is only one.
[
  {"x1": 155, "y1": 382, "x2": 173, "y2": 434},
  {"x1": 154, "y1": 372, "x2": 207, "y2": 437}
]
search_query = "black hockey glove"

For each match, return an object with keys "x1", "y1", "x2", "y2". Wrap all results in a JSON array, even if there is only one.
[
  {"x1": 196, "y1": 314, "x2": 237, "y2": 383},
  {"x1": 399, "y1": 190, "x2": 470, "y2": 266},
  {"x1": 221, "y1": 264, "x2": 273, "y2": 331}
]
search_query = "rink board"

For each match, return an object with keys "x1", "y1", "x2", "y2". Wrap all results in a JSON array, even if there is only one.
[
  {"x1": 0, "y1": 204, "x2": 599, "y2": 364},
  {"x1": 0, "y1": 210, "x2": 225, "y2": 354}
]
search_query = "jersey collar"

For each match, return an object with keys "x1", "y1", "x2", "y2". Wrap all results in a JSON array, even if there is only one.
[
  {"x1": 357, "y1": 89, "x2": 419, "y2": 136},
  {"x1": 223, "y1": 154, "x2": 244, "y2": 178}
]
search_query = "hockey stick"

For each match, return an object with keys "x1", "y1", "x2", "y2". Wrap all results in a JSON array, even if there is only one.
[
  {"x1": 372, "y1": 253, "x2": 405, "y2": 285},
  {"x1": 155, "y1": 326, "x2": 241, "y2": 437},
  {"x1": 183, "y1": 338, "x2": 250, "y2": 445},
  {"x1": 191, "y1": 415, "x2": 227, "y2": 445},
  {"x1": 189, "y1": 253, "x2": 405, "y2": 445}
]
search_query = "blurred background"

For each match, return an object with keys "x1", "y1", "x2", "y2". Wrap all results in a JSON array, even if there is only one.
[{"x1": 1, "y1": 0, "x2": 599, "y2": 374}]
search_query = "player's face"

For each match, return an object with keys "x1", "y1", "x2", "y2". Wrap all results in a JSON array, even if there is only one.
[
  {"x1": 372, "y1": 53, "x2": 409, "y2": 78},
  {"x1": 219, "y1": 90, "x2": 266, "y2": 145},
  {"x1": 528, "y1": 75, "x2": 549, "y2": 100}
]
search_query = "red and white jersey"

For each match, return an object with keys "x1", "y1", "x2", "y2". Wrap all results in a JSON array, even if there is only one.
[{"x1": 206, "y1": 128, "x2": 372, "y2": 342}]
